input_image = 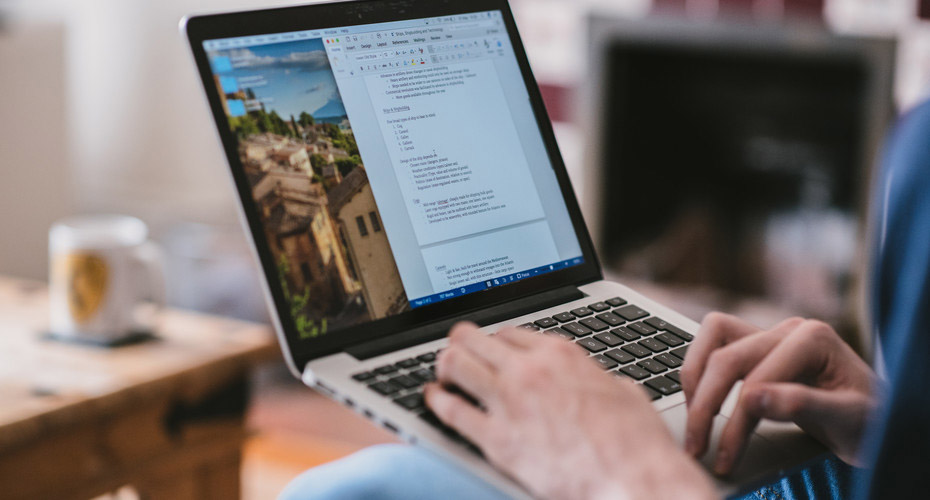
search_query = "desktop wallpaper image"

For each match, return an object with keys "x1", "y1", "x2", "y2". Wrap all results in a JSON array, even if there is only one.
[{"x1": 208, "y1": 38, "x2": 410, "y2": 338}]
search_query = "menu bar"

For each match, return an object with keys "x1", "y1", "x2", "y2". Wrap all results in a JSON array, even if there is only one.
[{"x1": 203, "y1": 10, "x2": 501, "y2": 51}]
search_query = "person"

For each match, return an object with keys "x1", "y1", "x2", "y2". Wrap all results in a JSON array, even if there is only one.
[{"x1": 281, "y1": 100, "x2": 930, "y2": 499}]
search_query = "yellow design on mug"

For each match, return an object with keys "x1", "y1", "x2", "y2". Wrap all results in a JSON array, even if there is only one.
[{"x1": 57, "y1": 253, "x2": 109, "y2": 323}]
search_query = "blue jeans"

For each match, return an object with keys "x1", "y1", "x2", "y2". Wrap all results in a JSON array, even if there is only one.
[{"x1": 280, "y1": 444, "x2": 852, "y2": 499}]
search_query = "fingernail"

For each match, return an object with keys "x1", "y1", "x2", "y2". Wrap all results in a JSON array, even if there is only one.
[{"x1": 714, "y1": 449, "x2": 730, "y2": 475}]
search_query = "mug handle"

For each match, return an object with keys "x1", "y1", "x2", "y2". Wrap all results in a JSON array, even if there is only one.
[{"x1": 132, "y1": 240, "x2": 166, "y2": 332}]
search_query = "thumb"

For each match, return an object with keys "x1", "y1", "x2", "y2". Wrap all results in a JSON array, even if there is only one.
[
  {"x1": 742, "y1": 382, "x2": 853, "y2": 424},
  {"x1": 743, "y1": 382, "x2": 872, "y2": 465}
]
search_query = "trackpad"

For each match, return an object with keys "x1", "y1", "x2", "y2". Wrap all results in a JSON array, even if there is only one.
[{"x1": 660, "y1": 404, "x2": 793, "y2": 491}]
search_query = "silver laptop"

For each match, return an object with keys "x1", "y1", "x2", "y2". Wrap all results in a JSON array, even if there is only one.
[{"x1": 183, "y1": 1, "x2": 824, "y2": 496}]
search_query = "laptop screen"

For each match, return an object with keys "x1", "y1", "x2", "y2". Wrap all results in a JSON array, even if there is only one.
[{"x1": 201, "y1": 10, "x2": 583, "y2": 338}]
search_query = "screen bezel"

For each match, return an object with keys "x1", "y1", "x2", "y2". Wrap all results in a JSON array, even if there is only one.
[{"x1": 184, "y1": 0, "x2": 602, "y2": 369}]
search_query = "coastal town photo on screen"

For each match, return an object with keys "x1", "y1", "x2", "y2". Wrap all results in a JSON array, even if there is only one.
[{"x1": 207, "y1": 38, "x2": 409, "y2": 338}]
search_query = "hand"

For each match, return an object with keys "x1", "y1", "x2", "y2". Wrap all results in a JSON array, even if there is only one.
[
  {"x1": 681, "y1": 313, "x2": 878, "y2": 474},
  {"x1": 425, "y1": 322, "x2": 715, "y2": 500}
]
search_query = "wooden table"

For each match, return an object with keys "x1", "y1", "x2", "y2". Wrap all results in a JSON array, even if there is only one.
[{"x1": 0, "y1": 277, "x2": 279, "y2": 500}]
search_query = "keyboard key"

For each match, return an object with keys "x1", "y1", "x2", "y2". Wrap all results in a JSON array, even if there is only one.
[
  {"x1": 419, "y1": 411, "x2": 482, "y2": 457},
  {"x1": 666, "y1": 324, "x2": 694, "y2": 341},
  {"x1": 369, "y1": 381, "x2": 401, "y2": 395},
  {"x1": 579, "y1": 317, "x2": 609, "y2": 332},
  {"x1": 641, "y1": 384, "x2": 662, "y2": 401},
  {"x1": 606, "y1": 297, "x2": 628, "y2": 307},
  {"x1": 605, "y1": 348, "x2": 635, "y2": 364},
  {"x1": 396, "y1": 358, "x2": 420, "y2": 369},
  {"x1": 561, "y1": 322, "x2": 593, "y2": 337},
  {"x1": 619, "y1": 364, "x2": 650, "y2": 380},
  {"x1": 520, "y1": 322, "x2": 541, "y2": 331},
  {"x1": 374, "y1": 365, "x2": 399, "y2": 375},
  {"x1": 637, "y1": 359, "x2": 668, "y2": 374},
  {"x1": 670, "y1": 345, "x2": 689, "y2": 360},
  {"x1": 552, "y1": 312, "x2": 575, "y2": 322},
  {"x1": 611, "y1": 326, "x2": 641, "y2": 341},
  {"x1": 411, "y1": 368, "x2": 436, "y2": 383},
  {"x1": 352, "y1": 371, "x2": 374, "y2": 382},
  {"x1": 665, "y1": 370, "x2": 682, "y2": 384},
  {"x1": 655, "y1": 333, "x2": 684, "y2": 347},
  {"x1": 613, "y1": 370, "x2": 632, "y2": 380},
  {"x1": 591, "y1": 354, "x2": 619, "y2": 370},
  {"x1": 416, "y1": 352, "x2": 437, "y2": 363},
  {"x1": 588, "y1": 301, "x2": 610, "y2": 312},
  {"x1": 389, "y1": 374, "x2": 421, "y2": 389},
  {"x1": 545, "y1": 328, "x2": 575, "y2": 340},
  {"x1": 621, "y1": 343, "x2": 651, "y2": 358},
  {"x1": 419, "y1": 410, "x2": 458, "y2": 438},
  {"x1": 545, "y1": 328, "x2": 575, "y2": 341},
  {"x1": 615, "y1": 305, "x2": 649, "y2": 321},
  {"x1": 628, "y1": 322, "x2": 657, "y2": 336},
  {"x1": 654, "y1": 353, "x2": 682, "y2": 368},
  {"x1": 644, "y1": 376, "x2": 682, "y2": 396},
  {"x1": 594, "y1": 331, "x2": 624, "y2": 347},
  {"x1": 638, "y1": 338, "x2": 668, "y2": 353},
  {"x1": 577, "y1": 337, "x2": 609, "y2": 353},
  {"x1": 595, "y1": 312, "x2": 625, "y2": 327},
  {"x1": 571, "y1": 307, "x2": 594, "y2": 317},
  {"x1": 394, "y1": 392, "x2": 425, "y2": 410},
  {"x1": 534, "y1": 317, "x2": 558, "y2": 329},
  {"x1": 644, "y1": 317, "x2": 671, "y2": 330}
]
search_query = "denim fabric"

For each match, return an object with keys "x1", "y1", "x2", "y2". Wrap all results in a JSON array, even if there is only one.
[
  {"x1": 278, "y1": 444, "x2": 511, "y2": 500},
  {"x1": 731, "y1": 455, "x2": 853, "y2": 500},
  {"x1": 857, "y1": 99, "x2": 930, "y2": 498},
  {"x1": 280, "y1": 444, "x2": 852, "y2": 500}
]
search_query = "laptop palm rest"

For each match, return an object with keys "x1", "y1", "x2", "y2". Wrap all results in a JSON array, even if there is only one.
[{"x1": 659, "y1": 402, "x2": 827, "y2": 494}]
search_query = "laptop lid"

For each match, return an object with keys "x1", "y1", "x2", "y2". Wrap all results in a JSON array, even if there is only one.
[{"x1": 183, "y1": 0, "x2": 600, "y2": 370}]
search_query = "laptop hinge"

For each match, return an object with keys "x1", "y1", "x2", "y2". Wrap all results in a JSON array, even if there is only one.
[{"x1": 345, "y1": 285, "x2": 586, "y2": 360}]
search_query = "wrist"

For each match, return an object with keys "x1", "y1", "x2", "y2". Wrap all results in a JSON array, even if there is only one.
[{"x1": 590, "y1": 445, "x2": 716, "y2": 500}]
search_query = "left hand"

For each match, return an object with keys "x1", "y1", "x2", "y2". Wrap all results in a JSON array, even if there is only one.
[{"x1": 424, "y1": 322, "x2": 715, "y2": 500}]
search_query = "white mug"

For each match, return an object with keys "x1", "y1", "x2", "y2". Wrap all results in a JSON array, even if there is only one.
[{"x1": 49, "y1": 215, "x2": 165, "y2": 343}]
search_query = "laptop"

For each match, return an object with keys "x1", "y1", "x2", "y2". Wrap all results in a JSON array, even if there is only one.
[{"x1": 182, "y1": 1, "x2": 825, "y2": 496}]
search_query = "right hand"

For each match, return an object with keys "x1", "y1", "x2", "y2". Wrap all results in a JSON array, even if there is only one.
[{"x1": 681, "y1": 313, "x2": 878, "y2": 474}]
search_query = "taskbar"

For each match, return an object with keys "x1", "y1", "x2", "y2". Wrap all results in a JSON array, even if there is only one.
[{"x1": 409, "y1": 257, "x2": 584, "y2": 309}]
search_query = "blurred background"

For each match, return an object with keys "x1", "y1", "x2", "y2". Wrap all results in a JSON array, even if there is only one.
[{"x1": 1, "y1": 0, "x2": 929, "y2": 497}]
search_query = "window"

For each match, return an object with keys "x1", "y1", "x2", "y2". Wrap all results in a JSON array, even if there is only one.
[
  {"x1": 355, "y1": 215, "x2": 368, "y2": 237},
  {"x1": 369, "y1": 211, "x2": 382, "y2": 232},
  {"x1": 300, "y1": 262, "x2": 313, "y2": 282}
]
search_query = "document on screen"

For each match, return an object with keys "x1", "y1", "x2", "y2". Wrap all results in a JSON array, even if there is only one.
[{"x1": 366, "y1": 59, "x2": 548, "y2": 246}]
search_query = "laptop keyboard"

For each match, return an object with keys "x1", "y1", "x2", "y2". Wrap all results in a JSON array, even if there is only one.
[{"x1": 350, "y1": 296, "x2": 692, "y2": 449}]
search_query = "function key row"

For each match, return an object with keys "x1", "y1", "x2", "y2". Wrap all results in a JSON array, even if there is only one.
[
  {"x1": 352, "y1": 349, "x2": 441, "y2": 385},
  {"x1": 544, "y1": 317, "x2": 690, "y2": 346},
  {"x1": 525, "y1": 297, "x2": 633, "y2": 329}
]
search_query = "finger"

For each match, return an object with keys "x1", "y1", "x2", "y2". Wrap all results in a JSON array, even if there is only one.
[
  {"x1": 425, "y1": 384, "x2": 489, "y2": 445},
  {"x1": 713, "y1": 403, "x2": 758, "y2": 475},
  {"x1": 449, "y1": 324, "x2": 515, "y2": 369},
  {"x1": 683, "y1": 329, "x2": 782, "y2": 457},
  {"x1": 742, "y1": 382, "x2": 873, "y2": 465},
  {"x1": 713, "y1": 321, "x2": 835, "y2": 473},
  {"x1": 495, "y1": 326, "x2": 537, "y2": 349},
  {"x1": 683, "y1": 315, "x2": 803, "y2": 404},
  {"x1": 744, "y1": 320, "x2": 837, "y2": 389},
  {"x1": 684, "y1": 316, "x2": 804, "y2": 457},
  {"x1": 682, "y1": 313, "x2": 761, "y2": 403},
  {"x1": 742, "y1": 382, "x2": 834, "y2": 422},
  {"x1": 448, "y1": 321, "x2": 480, "y2": 339},
  {"x1": 436, "y1": 345, "x2": 499, "y2": 403}
]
